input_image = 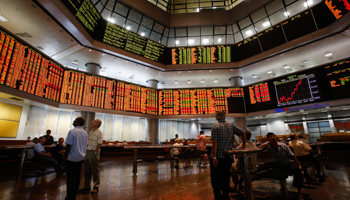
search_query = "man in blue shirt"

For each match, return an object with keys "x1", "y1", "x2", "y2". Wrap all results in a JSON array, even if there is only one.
[
  {"x1": 260, "y1": 132, "x2": 304, "y2": 200},
  {"x1": 64, "y1": 117, "x2": 88, "y2": 200},
  {"x1": 33, "y1": 136, "x2": 63, "y2": 175}
]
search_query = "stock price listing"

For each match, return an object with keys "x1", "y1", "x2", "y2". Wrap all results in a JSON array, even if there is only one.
[
  {"x1": 171, "y1": 45, "x2": 230, "y2": 65},
  {"x1": 158, "y1": 88, "x2": 244, "y2": 115},
  {"x1": 248, "y1": 82, "x2": 270, "y2": 104},
  {"x1": 324, "y1": 60, "x2": 350, "y2": 99},
  {"x1": 274, "y1": 73, "x2": 321, "y2": 107}
]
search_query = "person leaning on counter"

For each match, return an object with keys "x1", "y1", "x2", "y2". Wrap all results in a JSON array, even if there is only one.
[{"x1": 210, "y1": 110, "x2": 246, "y2": 200}]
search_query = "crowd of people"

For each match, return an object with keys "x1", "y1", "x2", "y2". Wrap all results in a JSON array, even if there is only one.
[
  {"x1": 25, "y1": 117, "x2": 103, "y2": 200},
  {"x1": 23, "y1": 110, "x2": 324, "y2": 200}
]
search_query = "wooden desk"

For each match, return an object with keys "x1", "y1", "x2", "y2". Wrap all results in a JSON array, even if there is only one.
[{"x1": 225, "y1": 148, "x2": 263, "y2": 200}]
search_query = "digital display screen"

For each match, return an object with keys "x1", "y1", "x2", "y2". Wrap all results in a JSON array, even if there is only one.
[
  {"x1": 232, "y1": 36, "x2": 262, "y2": 61},
  {"x1": 322, "y1": 60, "x2": 350, "y2": 99},
  {"x1": 282, "y1": 11, "x2": 317, "y2": 42},
  {"x1": 82, "y1": 75, "x2": 106, "y2": 108},
  {"x1": 273, "y1": 73, "x2": 321, "y2": 107},
  {"x1": 60, "y1": 70, "x2": 85, "y2": 105},
  {"x1": 171, "y1": 45, "x2": 231, "y2": 64},
  {"x1": 104, "y1": 79, "x2": 116, "y2": 110},
  {"x1": 159, "y1": 88, "x2": 244, "y2": 115},
  {"x1": 324, "y1": 0, "x2": 350, "y2": 20},
  {"x1": 244, "y1": 82, "x2": 275, "y2": 112},
  {"x1": 35, "y1": 59, "x2": 64, "y2": 102},
  {"x1": 258, "y1": 25, "x2": 286, "y2": 51}
]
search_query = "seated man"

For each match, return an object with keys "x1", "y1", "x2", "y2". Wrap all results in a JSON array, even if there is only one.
[
  {"x1": 260, "y1": 132, "x2": 304, "y2": 200},
  {"x1": 231, "y1": 130, "x2": 257, "y2": 191},
  {"x1": 43, "y1": 130, "x2": 54, "y2": 145},
  {"x1": 289, "y1": 133, "x2": 324, "y2": 181},
  {"x1": 25, "y1": 138, "x2": 39, "y2": 159},
  {"x1": 173, "y1": 140, "x2": 183, "y2": 168},
  {"x1": 34, "y1": 136, "x2": 63, "y2": 175},
  {"x1": 52, "y1": 138, "x2": 65, "y2": 166}
]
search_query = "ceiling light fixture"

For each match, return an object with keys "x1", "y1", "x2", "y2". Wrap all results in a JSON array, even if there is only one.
[
  {"x1": 214, "y1": 79, "x2": 218, "y2": 83},
  {"x1": 174, "y1": 80, "x2": 178, "y2": 84},
  {"x1": 201, "y1": 79, "x2": 205, "y2": 83},
  {"x1": 262, "y1": 21, "x2": 270, "y2": 27},
  {"x1": 283, "y1": 65, "x2": 290, "y2": 69},
  {"x1": 246, "y1": 30, "x2": 253, "y2": 36},
  {"x1": 126, "y1": 26, "x2": 131, "y2": 30},
  {"x1": 188, "y1": 80, "x2": 192, "y2": 84},
  {"x1": 188, "y1": 39, "x2": 194, "y2": 44},
  {"x1": 303, "y1": 60, "x2": 310, "y2": 63},
  {"x1": 324, "y1": 51, "x2": 333, "y2": 57},
  {"x1": 140, "y1": 32, "x2": 145, "y2": 36},
  {"x1": 284, "y1": 11, "x2": 290, "y2": 17},
  {"x1": 89, "y1": 49, "x2": 92, "y2": 52},
  {"x1": 108, "y1": 18, "x2": 115, "y2": 23},
  {"x1": 267, "y1": 71, "x2": 275, "y2": 76},
  {"x1": 304, "y1": 0, "x2": 313, "y2": 7},
  {"x1": 203, "y1": 38, "x2": 209, "y2": 43},
  {"x1": 175, "y1": 40, "x2": 179, "y2": 45},
  {"x1": 252, "y1": 75, "x2": 258, "y2": 78},
  {"x1": 218, "y1": 38, "x2": 222, "y2": 42}
]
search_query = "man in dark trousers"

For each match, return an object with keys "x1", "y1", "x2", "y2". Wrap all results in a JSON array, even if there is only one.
[
  {"x1": 260, "y1": 132, "x2": 304, "y2": 200},
  {"x1": 64, "y1": 117, "x2": 88, "y2": 200},
  {"x1": 210, "y1": 110, "x2": 246, "y2": 200}
]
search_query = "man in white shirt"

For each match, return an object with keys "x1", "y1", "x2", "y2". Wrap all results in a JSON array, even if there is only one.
[
  {"x1": 289, "y1": 133, "x2": 324, "y2": 181},
  {"x1": 80, "y1": 119, "x2": 103, "y2": 194},
  {"x1": 64, "y1": 117, "x2": 88, "y2": 200}
]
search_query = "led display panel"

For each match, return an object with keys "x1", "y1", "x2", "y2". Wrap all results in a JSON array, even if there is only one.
[
  {"x1": 60, "y1": 70, "x2": 85, "y2": 105},
  {"x1": 321, "y1": 60, "x2": 350, "y2": 100},
  {"x1": 171, "y1": 45, "x2": 231, "y2": 64},
  {"x1": 159, "y1": 88, "x2": 244, "y2": 115},
  {"x1": 273, "y1": 73, "x2": 321, "y2": 107},
  {"x1": 244, "y1": 82, "x2": 275, "y2": 112},
  {"x1": 282, "y1": 10, "x2": 317, "y2": 42},
  {"x1": 232, "y1": 37, "x2": 262, "y2": 61},
  {"x1": 258, "y1": 25, "x2": 286, "y2": 52}
]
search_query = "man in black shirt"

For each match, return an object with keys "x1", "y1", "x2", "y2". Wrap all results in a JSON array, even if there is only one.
[{"x1": 43, "y1": 130, "x2": 54, "y2": 145}]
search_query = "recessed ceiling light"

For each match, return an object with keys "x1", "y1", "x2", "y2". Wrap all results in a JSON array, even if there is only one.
[
  {"x1": 89, "y1": 49, "x2": 92, "y2": 52},
  {"x1": 188, "y1": 39, "x2": 194, "y2": 44},
  {"x1": 214, "y1": 79, "x2": 218, "y2": 83},
  {"x1": 187, "y1": 80, "x2": 192, "y2": 84},
  {"x1": 140, "y1": 32, "x2": 145, "y2": 36},
  {"x1": 126, "y1": 26, "x2": 131, "y2": 30},
  {"x1": 246, "y1": 30, "x2": 253, "y2": 36},
  {"x1": 303, "y1": 60, "x2": 309, "y2": 63},
  {"x1": 196, "y1": 8, "x2": 200, "y2": 12},
  {"x1": 252, "y1": 75, "x2": 258, "y2": 78},
  {"x1": 212, "y1": 7, "x2": 217, "y2": 9},
  {"x1": 284, "y1": 11, "x2": 289, "y2": 17},
  {"x1": 203, "y1": 38, "x2": 209, "y2": 43},
  {"x1": 178, "y1": 71, "x2": 181, "y2": 73},
  {"x1": 174, "y1": 80, "x2": 178, "y2": 84},
  {"x1": 218, "y1": 38, "x2": 222, "y2": 42},
  {"x1": 209, "y1": 70, "x2": 212, "y2": 72},
  {"x1": 262, "y1": 21, "x2": 270, "y2": 27},
  {"x1": 325, "y1": 51, "x2": 333, "y2": 57},
  {"x1": 102, "y1": 53, "x2": 105, "y2": 56},
  {"x1": 175, "y1": 40, "x2": 179, "y2": 45},
  {"x1": 189, "y1": 71, "x2": 191, "y2": 73},
  {"x1": 283, "y1": 65, "x2": 290, "y2": 69},
  {"x1": 201, "y1": 79, "x2": 205, "y2": 83},
  {"x1": 304, "y1": 0, "x2": 313, "y2": 7},
  {"x1": 267, "y1": 71, "x2": 275, "y2": 76},
  {"x1": 108, "y1": 18, "x2": 115, "y2": 23}
]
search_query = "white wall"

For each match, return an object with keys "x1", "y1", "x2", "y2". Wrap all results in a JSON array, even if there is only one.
[{"x1": 20, "y1": 106, "x2": 152, "y2": 142}]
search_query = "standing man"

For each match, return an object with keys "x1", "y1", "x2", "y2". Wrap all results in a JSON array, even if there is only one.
[
  {"x1": 211, "y1": 111, "x2": 246, "y2": 200},
  {"x1": 64, "y1": 117, "x2": 88, "y2": 200},
  {"x1": 80, "y1": 119, "x2": 103, "y2": 194},
  {"x1": 196, "y1": 131, "x2": 207, "y2": 168},
  {"x1": 43, "y1": 129, "x2": 54, "y2": 145}
]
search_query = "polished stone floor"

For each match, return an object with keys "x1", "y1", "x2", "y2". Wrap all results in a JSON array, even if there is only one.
[{"x1": 0, "y1": 157, "x2": 350, "y2": 200}]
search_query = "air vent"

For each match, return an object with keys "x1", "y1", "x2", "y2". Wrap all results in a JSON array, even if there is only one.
[
  {"x1": 72, "y1": 59, "x2": 79, "y2": 65},
  {"x1": 16, "y1": 32, "x2": 33, "y2": 38},
  {"x1": 9, "y1": 97, "x2": 23, "y2": 101}
]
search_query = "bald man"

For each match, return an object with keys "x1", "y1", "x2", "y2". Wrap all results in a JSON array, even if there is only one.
[{"x1": 79, "y1": 119, "x2": 103, "y2": 194}]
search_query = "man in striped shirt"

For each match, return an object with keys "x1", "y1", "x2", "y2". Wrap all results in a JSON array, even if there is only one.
[
  {"x1": 79, "y1": 119, "x2": 103, "y2": 194},
  {"x1": 211, "y1": 111, "x2": 246, "y2": 200}
]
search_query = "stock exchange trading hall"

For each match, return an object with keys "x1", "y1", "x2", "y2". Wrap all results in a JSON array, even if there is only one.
[{"x1": 0, "y1": 0, "x2": 350, "y2": 199}]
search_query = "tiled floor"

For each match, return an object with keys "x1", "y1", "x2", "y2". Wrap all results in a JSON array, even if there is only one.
[{"x1": 0, "y1": 157, "x2": 350, "y2": 200}]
